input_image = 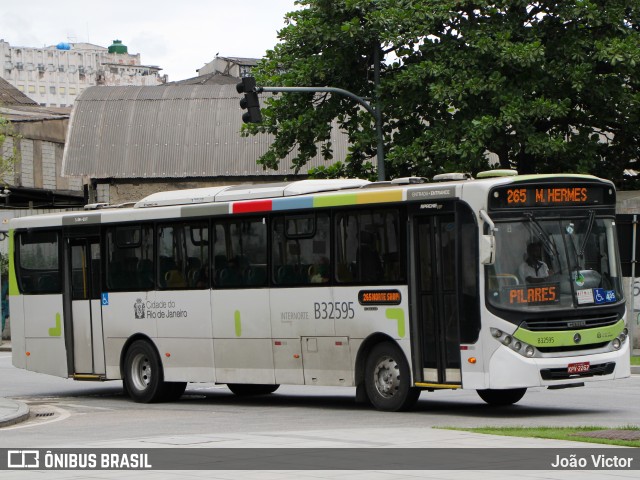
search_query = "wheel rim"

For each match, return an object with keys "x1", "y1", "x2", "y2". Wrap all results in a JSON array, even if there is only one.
[
  {"x1": 373, "y1": 355, "x2": 400, "y2": 398},
  {"x1": 130, "y1": 352, "x2": 152, "y2": 391}
]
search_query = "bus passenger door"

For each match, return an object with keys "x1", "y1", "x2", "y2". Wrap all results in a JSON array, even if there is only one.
[
  {"x1": 413, "y1": 213, "x2": 462, "y2": 385},
  {"x1": 67, "y1": 236, "x2": 105, "y2": 376}
]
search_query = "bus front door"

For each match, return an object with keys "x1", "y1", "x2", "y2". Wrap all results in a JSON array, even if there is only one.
[
  {"x1": 67, "y1": 237, "x2": 106, "y2": 376},
  {"x1": 413, "y1": 213, "x2": 462, "y2": 385}
]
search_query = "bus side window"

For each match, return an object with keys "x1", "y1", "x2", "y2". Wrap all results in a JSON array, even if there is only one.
[
  {"x1": 106, "y1": 225, "x2": 153, "y2": 291},
  {"x1": 16, "y1": 230, "x2": 61, "y2": 295},
  {"x1": 157, "y1": 222, "x2": 209, "y2": 290},
  {"x1": 213, "y1": 218, "x2": 266, "y2": 288},
  {"x1": 272, "y1": 213, "x2": 330, "y2": 287},
  {"x1": 335, "y1": 208, "x2": 404, "y2": 285}
]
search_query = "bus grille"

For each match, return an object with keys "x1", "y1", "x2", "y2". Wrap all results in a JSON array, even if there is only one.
[
  {"x1": 520, "y1": 313, "x2": 619, "y2": 332},
  {"x1": 540, "y1": 362, "x2": 615, "y2": 380},
  {"x1": 537, "y1": 342, "x2": 609, "y2": 353}
]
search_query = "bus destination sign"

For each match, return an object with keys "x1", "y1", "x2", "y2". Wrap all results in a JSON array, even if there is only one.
[
  {"x1": 490, "y1": 184, "x2": 612, "y2": 209},
  {"x1": 503, "y1": 284, "x2": 560, "y2": 306},
  {"x1": 358, "y1": 290, "x2": 402, "y2": 305}
]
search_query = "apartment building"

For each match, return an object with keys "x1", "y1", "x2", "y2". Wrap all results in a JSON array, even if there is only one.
[{"x1": 0, "y1": 39, "x2": 165, "y2": 107}]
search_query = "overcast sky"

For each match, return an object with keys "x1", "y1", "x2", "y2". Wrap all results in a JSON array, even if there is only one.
[{"x1": 0, "y1": 0, "x2": 298, "y2": 81}]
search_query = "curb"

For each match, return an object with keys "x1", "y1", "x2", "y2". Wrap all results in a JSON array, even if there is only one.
[
  {"x1": 631, "y1": 365, "x2": 640, "y2": 375},
  {"x1": 0, "y1": 399, "x2": 30, "y2": 428}
]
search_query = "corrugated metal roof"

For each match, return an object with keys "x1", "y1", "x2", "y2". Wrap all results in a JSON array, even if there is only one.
[
  {"x1": 62, "y1": 85, "x2": 350, "y2": 179},
  {"x1": 0, "y1": 76, "x2": 38, "y2": 106}
]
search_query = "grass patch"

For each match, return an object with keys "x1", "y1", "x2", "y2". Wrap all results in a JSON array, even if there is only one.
[
  {"x1": 441, "y1": 426, "x2": 640, "y2": 448},
  {"x1": 631, "y1": 356, "x2": 640, "y2": 366}
]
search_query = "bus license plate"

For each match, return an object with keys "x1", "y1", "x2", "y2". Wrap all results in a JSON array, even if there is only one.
[{"x1": 568, "y1": 362, "x2": 590, "y2": 374}]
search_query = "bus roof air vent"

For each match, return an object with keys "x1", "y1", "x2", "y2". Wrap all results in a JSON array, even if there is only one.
[
  {"x1": 390, "y1": 177, "x2": 427, "y2": 185},
  {"x1": 432, "y1": 173, "x2": 472, "y2": 182},
  {"x1": 84, "y1": 203, "x2": 110, "y2": 210},
  {"x1": 476, "y1": 169, "x2": 518, "y2": 178}
]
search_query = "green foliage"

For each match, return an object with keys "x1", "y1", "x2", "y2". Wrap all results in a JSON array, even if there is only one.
[
  {"x1": 0, "y1": 252, "x2": 7, "y2": 276},
  {"x1": 0, "y1": 113, "x2": 20, "y2": 181},
  {"x1": 249, "y1": 0, "x2": 640, "y2": 182}
]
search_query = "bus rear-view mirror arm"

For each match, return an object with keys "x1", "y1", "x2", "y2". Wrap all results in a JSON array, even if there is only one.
[{"x1": 479, "y1": 209, "x2": 496, "y2": 265}]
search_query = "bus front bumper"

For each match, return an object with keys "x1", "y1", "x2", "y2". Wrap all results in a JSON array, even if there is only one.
[{"x1": 486, "y1": 342, "x2": 631, "y2": 389}]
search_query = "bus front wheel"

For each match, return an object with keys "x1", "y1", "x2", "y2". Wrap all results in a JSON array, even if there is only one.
[
  {"x1": 477, "y1": 388, "x2": 527, "y2": 406},
  {"x1": 124, "y1": 340, "x2": 167, "y2": 403},
  {"x1": 364, "y1": 342, "x2": 420, "y2": 411}
]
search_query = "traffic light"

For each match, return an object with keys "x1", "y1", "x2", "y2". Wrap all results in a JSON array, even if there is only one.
[{"x1": 236, "y1": 76, "x2": 262, "y2": 123}]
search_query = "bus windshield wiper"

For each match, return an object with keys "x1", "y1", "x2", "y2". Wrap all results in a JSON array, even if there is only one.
[
  {"x1": 578, "y1": 210, "x2": 596, "y2": 258},
  {"x1": 524, "y1": 212, "x2": 558, "y2": 258}
]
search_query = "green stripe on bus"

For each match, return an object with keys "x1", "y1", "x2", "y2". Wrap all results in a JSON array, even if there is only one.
[
  {"x1": 48, "y1": 313, "x2": 62, "y2": 337},
  {"x1": 234, "y1": 310, "x2": 242, "y2": 337},
  {"x1": 313, "y1": 193, "x2": 358, "y2": 208},
  {"x1": 513, "y1": 320, "x2": 625, "y2": 348},
  {"x1": 8, "y1": 230, "x2": 19, "y2": 297},
  {"x1": 386, "y1": 308, "x2": 405, "y2": 338}
]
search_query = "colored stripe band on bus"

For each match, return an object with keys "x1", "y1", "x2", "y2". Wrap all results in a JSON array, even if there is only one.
[{"x1": 232, "y1": 189, "x2": 405, "y2": 214}]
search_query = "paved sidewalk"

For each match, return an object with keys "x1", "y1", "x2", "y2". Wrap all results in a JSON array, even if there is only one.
[{"x1": 0, "y1": 397, "x2": 29, "y2": 428}]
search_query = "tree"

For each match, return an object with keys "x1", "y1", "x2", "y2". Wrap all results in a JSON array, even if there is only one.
[
  {"x1": 249, "y1": 0, "x2": 640, "y2": 182},
  {"x1": 0, "y1": 112, "x2": 19, "y2": 183}
]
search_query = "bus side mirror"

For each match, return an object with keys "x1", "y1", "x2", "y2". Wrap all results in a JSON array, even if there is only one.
[{"x1": 480, "y1": 234, "x2": 495, "y2": 265}]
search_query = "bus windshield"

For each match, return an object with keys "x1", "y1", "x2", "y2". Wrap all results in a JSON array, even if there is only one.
[{"x1": 487, "y1": 214, "x2": 622, "y2": 312}]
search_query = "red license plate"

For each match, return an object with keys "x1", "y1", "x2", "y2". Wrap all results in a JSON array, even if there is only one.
[{"x1": 568, "y1": 362, "x2": 590, "y2": 374}]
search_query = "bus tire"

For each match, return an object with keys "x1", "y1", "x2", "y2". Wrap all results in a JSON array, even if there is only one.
[
  {"x1": 477, "y1": 388, "x2": 527, "y2": 406},
  {"x1": 124, "y1": 340, "x2": 166, "y2": 403},
  {"x1": 227, "y1": 384, "x2": 280, "y2": 396},
  {"x1": 364, "y1": 342, "x2": 420, "y2": 411}
]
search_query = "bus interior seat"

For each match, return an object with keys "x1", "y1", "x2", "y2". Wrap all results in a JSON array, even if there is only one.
[
  {"x1": 138, "y1": 259, "x2": 154, "y2": 289},
  {"x1": 336, "y1": 262, "x2": 353, "y2": 282},
  {"x1": 165, "y1": 269, "x2": 187, "y2": 288},
  {"x1": 37, "y1": 274, "x2": 59, "y2": 292},
  {"x1": 186, "y1": 257, "x2": 202, "y2": 287},
  {"x1": 218, "y1": 267, "x2": 242, "y2": 287},
  {"x1": 357, "y1": 231, "x2": 383, "y2": 282},
  {"x1": 276, "y1": 264, "x2": 299, "y2": 285},
  {"x1": 488, "y1": 273, "x2": 519, "y2": 290},
  {"x1": 245, "y1": 266, "x2": 267, "y2": 286}
]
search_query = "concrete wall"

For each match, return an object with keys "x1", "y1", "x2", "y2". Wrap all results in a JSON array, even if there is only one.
[{"x1": 97, "y1": 177, "x2": 305, "y2": 205}]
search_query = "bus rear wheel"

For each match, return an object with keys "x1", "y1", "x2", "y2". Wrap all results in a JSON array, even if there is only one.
[
  {"x1": 124, "y1": 340, "x2": 167, "y2": 403},
  {"x1": 477, "y1": 388, "x2": 527, "y2": 406},
  {"x1": 227, "y1": 384, "x2": 279, "y2": 396},
  {"x1": 364, "y1": 342, "x2": 420, "y2": 412}
]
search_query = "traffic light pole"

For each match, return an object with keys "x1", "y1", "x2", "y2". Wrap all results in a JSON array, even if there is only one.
[{"x1": 257, "y1": 86, "x2": 385, "y2": 182}]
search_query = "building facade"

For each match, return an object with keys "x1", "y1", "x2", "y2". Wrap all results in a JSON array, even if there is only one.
[
  {"x1": 196, "y1": 56, "x2": 258, "y2": 79},
  {"x1": 1, "y1": 39, "x2": 165, "y2": 107}
]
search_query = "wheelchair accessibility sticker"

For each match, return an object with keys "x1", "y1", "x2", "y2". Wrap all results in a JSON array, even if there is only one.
[
  {"x1": 593, "y1": 288, "x2": 616, "y2": 305},
  {"x1": 101, "y1": 293, "x2": 109, "y2": 306}
]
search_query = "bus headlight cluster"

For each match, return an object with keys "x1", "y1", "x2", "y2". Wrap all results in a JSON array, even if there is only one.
[
  {"x1": 490, "y1": 328, "x2": 537, "y2": 358},
  {"x1": 612, "y1": 328, "x2": 629, "y2": 350}
]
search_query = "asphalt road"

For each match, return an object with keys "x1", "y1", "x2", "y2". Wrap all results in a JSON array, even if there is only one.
[{"x1": 1, "y1": 351, "x2": 639, "y2": 448}]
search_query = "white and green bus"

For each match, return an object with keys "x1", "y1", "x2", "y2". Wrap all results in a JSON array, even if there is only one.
[{"x1": 9, "y1": 173, "x2": 630, "y2": 411}]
